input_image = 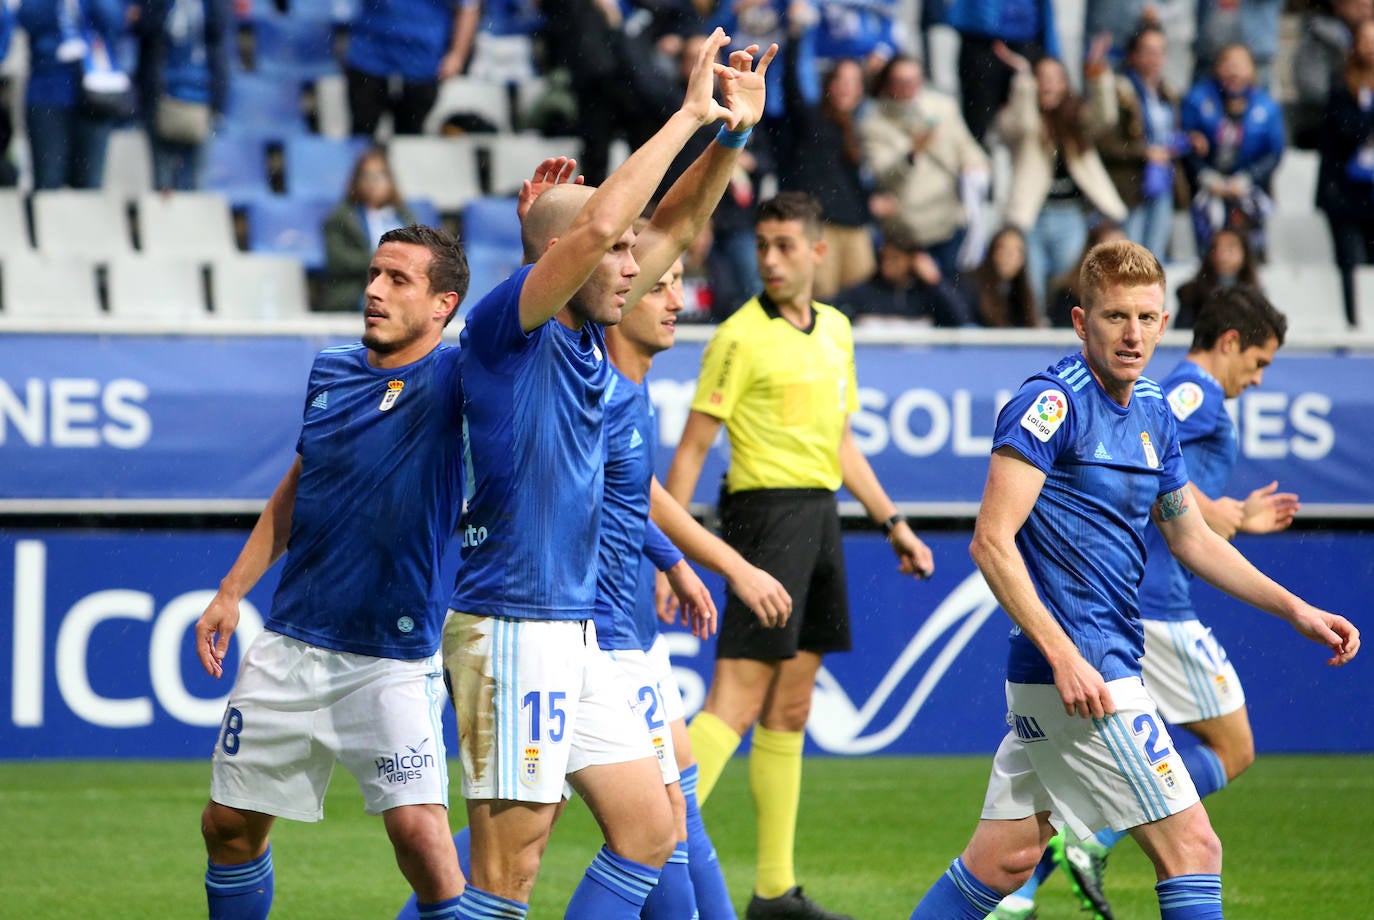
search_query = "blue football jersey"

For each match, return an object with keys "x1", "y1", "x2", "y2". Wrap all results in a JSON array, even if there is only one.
[
  {"x1": 267, "y1": 342, "x2": 464, "y2": 659},
  {"x1": 1138, "y1": 359, "x2": 1238, "y2": 622},
  {"x1": 448, "y1": 265, "x2": 613, "y2": 621},
  {"x1": 991, "y1": 353, "x2": 1189, "y2": 684},
  {"x1": 594, "y1": 368, "x2": 683, "y2": 651}
]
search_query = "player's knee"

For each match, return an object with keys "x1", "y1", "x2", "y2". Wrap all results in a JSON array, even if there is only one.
[
  {"x1": 201, "y1": 802, "x2": 263, "y2": 862},
  {"x1": 609, "y1": 797, "x2": 677, "y2": 867},
  {"x1": 1219, "y1": 739, "x2": 1255, "y2": 781},
  {"x1": 1176, "y1": 822, "x2": 1223, "y2": 875},
  {"x1": 385, "y1": 810, "x2": 448, "y2": 864},
  {"x1": 666, "y1": 783, "x2": 688, "y2": 836}
]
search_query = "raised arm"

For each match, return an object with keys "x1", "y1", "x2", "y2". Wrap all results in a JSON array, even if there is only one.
[
  {"x1": 195, "y1": 458, "x2": 301, "y2": 677},
  {"x1": 516, "y1": 29, "x2": 736, "y2": 332},
  {"x1": 1152, "y1": 484, "x2": 1358, "y2": 666},
  {"x1": 971, "y1": 447, "x2": 1116, "y2": 718},
  {"x1": 649, "y1": 477, "x2": 791, "y2": 627},
  {"x1": 627, "y1": 42, "x2": 777, "y2": 306},
  {"x1": 839, "y1": 419, "x2": 934, "y2": 579}
]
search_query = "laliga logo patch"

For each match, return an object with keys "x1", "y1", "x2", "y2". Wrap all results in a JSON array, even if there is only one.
[
  {"x1": 521, "y1": 746, "x2": 540, "y2": 786},
  {"x1": 1020, "y1": 389, "x2": 1067, "y2": 442},
  {"x1": 1140, "y1": 431, "x2": 1160, "y2": 468},
  {"x1": 1155, "y1": 760, "x2": 1182, "y2": 798},
  {"x1": 1167, "y1": 381, "x2": 1205, "y2": 421},
  {"x1": 1214, "y1": 674, "x2": 1230, "y2": 696},
  {"x1": 379, "y1": 379, "x2": 405, "y2": 411},
  {"x1": 652, "y1": 735, "x2": 666, "y2": 762}
]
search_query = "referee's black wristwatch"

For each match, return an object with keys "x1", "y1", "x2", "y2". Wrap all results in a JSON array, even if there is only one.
[{"x1": 881, "y1": 513, "x2": 906, "y2": 537}]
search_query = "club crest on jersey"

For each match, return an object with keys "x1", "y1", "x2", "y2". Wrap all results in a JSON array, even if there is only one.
[
  {"x1": 1155, "y1": 760, "x2": 1182, "y2": 797},
  {"x1": 1168, "y1": 381, "x2": 1205, "y2": 421},
  {"x1": 521, "y1": 746, "x2": 540, "y2": 786},
  {"x1": 1140, "y1": 431, "x2": 1160, "y2": 468},
  {"x1": 379, "y1": 379, "x2": 405, "y2": 411},
  {"x1": 1020, "y1": 389, "x2": 1067, "y2": 442}
]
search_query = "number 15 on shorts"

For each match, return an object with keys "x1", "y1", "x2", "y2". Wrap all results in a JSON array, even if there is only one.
[{"x1": 522, "y1": 691, "x2": 567, "y2": 743}]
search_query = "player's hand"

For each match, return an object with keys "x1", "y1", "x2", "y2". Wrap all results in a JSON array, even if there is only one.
[
  {"x1": 665, "y1": 559, "x2": 718, "y2": 638},
  {"x1": 1240, "y1": 481, "x2": 1300, "y2": 534},
  {"x1": 681, "y1": 28, "x2": 736, "y2": 128},
  {"x1": 889, "y1": 521, "x2": 934, "y2": 580},
  {"x1": 725, "y1": 561, "x2": 792, "y2": 628},
  {"x1": 516, "y1": 157, "x2": 583, "y2": 222},
  {"x1": 718, "y1": 42, "x2": 778, "y2": 132},
  {"x1": 196, "y1": 592, "x2": 241, "y2": 679},
  {"x1": 1207, "y1": 495, "x2": 1245, "y2": 541},
  {"x1": 436, "y1": 47, "x2": 467, "y2": 81},
  {"x1": 655, "y1": 569, "x2": 679, "y2": 624},
  {"x1": 1052, "y1": 651, "x2": 1115, "y2": 719},
  {"x1": 1290, "y1": 605, "x2": 1360, "y2": 667}
]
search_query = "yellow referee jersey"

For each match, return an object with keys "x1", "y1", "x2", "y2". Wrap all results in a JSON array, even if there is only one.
[{"x1": 690, "y1": 294, "x2": 859, "y2": 492}]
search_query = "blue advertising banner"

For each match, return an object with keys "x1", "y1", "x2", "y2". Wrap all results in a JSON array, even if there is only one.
[
  {"x1": 2, "y1": 336, "x2": 1372, "y2": 511},
  {"x1": 2, "y1": 530, "x2": 1369, "y2": 760}
]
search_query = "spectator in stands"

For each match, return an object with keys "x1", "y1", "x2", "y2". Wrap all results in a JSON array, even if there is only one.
[
  {"x1": 959, "y1": 225, "x2": 1039, "y2": 326},
  {"x1": 778, "y1": 37, "x2": 877, "y2": 301},
  {"x1": 0, "y1": 6, "x2": 17, "y2": 187},
  {"x1": 134, "y1": 0, "x2": 232, "y2": 192},
  {"x1": 813, "y1": 0, "x2": 904, "y2": 74},
  {"x1": 1291, "y1": 0, "x2": 1372, "y2": 151},
  {"x1": 834, "y1": 231, "x2": 973, "y2": 326},
  {"x1": 1045, "y1": 220, "x2": 1127, "y2": 327},
  {"x1": 1317, "y1": 16, "x2": 1374, "y2": 329},
  {"x1": 1174, "y1": 226, "x2": 1260, "y2": 328},
  {"x1": 1100, "y1": 24, "x2": 1185, "y2": 262},
  {"x1": 861, "y1": 54, "x2": 989, "y2": 284},
  {"x1": 321, "y1": 148, "x2": 418, "y2": 312},
  {"x1": 17, "y1": 0, "x2": 130, "y2": 190},
  {"x1": 1181, "y1": 43, "x2": 1285, "y2": 260},
  {"x1": 1195, "y1": 0, "x2": 1282, "y2": 90},
  {"x1": 343, "y1": 0, "x2": 479, "y2": 138},
  {"x1": 943, "y1": 0, "x2": 1060, "y2": 145},
  {"x1": 994, "y1": 39, "x2": 1127, "y2": 313},
  {"x1": 1083, "y1": 0, "x2": 1157, "y2": 69}
]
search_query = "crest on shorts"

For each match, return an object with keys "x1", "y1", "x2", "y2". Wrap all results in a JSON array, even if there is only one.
[
  {"x1": 379, "y1": 379, "x2": 405, "y2": 411},
  {"x1": 1214, "y1": 674, "x2": 1230, "y2": 697},
  {"x1": 1154, "y1": 760, "x2": 1182, "y2": 798},
  {"x1": 652, "y1": 735, "x2": 667, "y2": 763},
  {"x1": 521, "y1": 746, "x2": 539, "y2": 786}
]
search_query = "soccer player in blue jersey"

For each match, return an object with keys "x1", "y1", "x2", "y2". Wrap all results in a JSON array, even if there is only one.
[
  {"x1": 193, "y1": 224, "x2": 470, "y2": 920},
  {"x1": 442, "y1": 29, "x2": 772, "y2": 920},
  {"x1": 909, "y1": 240, "x2": 1359, "y2": 920},
  {"x1": 992, "y1": 284, "x2": 1302, "y2": 920}
]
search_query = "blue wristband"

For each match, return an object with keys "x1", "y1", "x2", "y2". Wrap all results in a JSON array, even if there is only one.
[{"x1": 716, "y1": 125, "x2": 752, "y2": 149}]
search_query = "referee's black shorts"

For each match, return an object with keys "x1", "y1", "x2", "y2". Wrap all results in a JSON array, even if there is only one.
[{"x1": 715, "y1": 487, "x2": 851, "y2": 661}]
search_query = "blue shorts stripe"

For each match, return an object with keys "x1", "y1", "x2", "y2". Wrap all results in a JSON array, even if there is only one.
[
  {"x1": 1098, "y1": 713, "x2": 1166, "y2": 821},
  {"x1": 1175, "y1": 621, "x2": 1221, "y2": 719}
]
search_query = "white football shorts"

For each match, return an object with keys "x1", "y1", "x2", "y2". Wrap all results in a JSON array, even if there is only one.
[
  {"x1": 210, "y1": 630, "x2": 450, "y2": 822},
  {"x1": 980, "y1": 678, "x2": 1201, "y2": 838},
  {"x1": 444, "y1": 611, "x2": 654, "y2": 804},
  {"x1": 607, "y1": 639, "x2": 682, "y2": 785},
  {"x1": 1141, "y1": 617, "x2": 1246, "y2": 724}
]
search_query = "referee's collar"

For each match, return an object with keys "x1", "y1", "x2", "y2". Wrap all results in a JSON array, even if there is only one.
[{"x1": 758, "y1": 291, "x2": 818, "y2": 335}]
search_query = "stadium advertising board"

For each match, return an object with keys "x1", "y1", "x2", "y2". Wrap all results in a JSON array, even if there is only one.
[
  {"x1": 2, "y1": 335, "x2": 1371, "y2": 510},
  {"x1": 2, "y1": 531, "x2": 1369, "y2": 760}
]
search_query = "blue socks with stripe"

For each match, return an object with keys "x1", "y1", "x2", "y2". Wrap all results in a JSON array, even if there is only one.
[
  {"x1": 1173, "y1": 733, "x2": 1229, "y2": 800},
  {"x1": 206, "y1": 844, "x2": 273, "y2": 920},
  {"x1": 909, "y1": 857, "x2": 1003, "y2": 920},
  {"x1": 1157, "y1": 873, "x2": 1223, "y2": 918},
  {"x1": 680, "y1": 763, "x2": 736, "y2": 919},
  {"x1": 566, "y1": 845, "x2": 662, "y2": 918},
  {"x1": 642, "y1": 841, "x2": 698, "y2": 919},
  {"x1": 455, "y1": 885, "x2": 528, "y2": 919}
]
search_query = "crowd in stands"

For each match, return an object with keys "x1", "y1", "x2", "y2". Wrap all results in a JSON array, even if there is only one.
[{"x1": 0, "y1": 0, "x2": 1367, "y2": 331}]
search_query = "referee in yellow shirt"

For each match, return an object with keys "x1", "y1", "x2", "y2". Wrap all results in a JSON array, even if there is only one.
[{"x1": 665, "y1": 192, "x2": 935, "y2": 920}]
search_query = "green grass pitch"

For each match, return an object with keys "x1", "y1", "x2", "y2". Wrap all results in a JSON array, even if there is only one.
[{"x1": 2, "y1": 755, "x2": 1369, "y2": 918}]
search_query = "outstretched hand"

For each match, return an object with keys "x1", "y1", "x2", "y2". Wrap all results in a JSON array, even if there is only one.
[
  {"x1": 196, "y1": 593, "x2": 241, "y2": 678},
  {"x1": 718, "y1": 42, "x2": 778, "y2": 132},
  {"x1": 1240, "y1": 480, "x2": 1300, "y2": 534},
  {"x1": 1291, "y1": 605, "x2": 1360, "y2": 667},
  {"x1": 681, "y1": 28, "x2": 736, "y2": 128},
  {"x1": 516, "y1": 156, "x2": 583, "y2": 222}
]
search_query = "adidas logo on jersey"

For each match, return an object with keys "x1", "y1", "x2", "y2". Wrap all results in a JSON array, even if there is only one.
[
  {"x1": 629, "y1": 428, "x2": 644, "y2": 449},
  {"x1": 1094, "y1": 441, "x2": 1112, "y2": 460},
  {"x1": 311, "y1": 391, "x2": 329, "y2": 410}
]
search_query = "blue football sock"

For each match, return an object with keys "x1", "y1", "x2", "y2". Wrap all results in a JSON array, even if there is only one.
[
  {"x1": 414, "y1": 895, "x2": 464, "y2": 920},
  {"x1": 1172, "y1": 732, "x2": 1229, "y2": 800},
  {"x1": 680, "y1": 764, "x2": 736, "y2": 920},
  {"x1": 909, "y1": 857, "x2": 1002, "y2": 920},
  {"x1": 396, "y1": 829, "x2": 472, "y2": 920},
  {"x1": 1156, "y1": 873, "x2": 1223, "y2": 919},
  {"x1": 205, "y1": 844, "x2": 273, "y2": 920},
  {"x1": 1094, "y1": 827, "x2": 1128, "y2": 849},
  {"x1": 566, "y1": 846, "x2": 662, "y2": 919},
  {"x1": 642, "y1": 841, "x2": 698, "y2": 920},
  {"x1": 454, "y1": 885, "x2": 527, "y2": 919}
]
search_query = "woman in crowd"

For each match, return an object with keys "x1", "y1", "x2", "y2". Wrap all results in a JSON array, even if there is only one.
[
  {"x1": 959, "y1": 225, "x2": 1039, "y2": 327},
  {"x1": 321, "y1": 147, "x2": 418, "y2": 313},
  {"x1": 1174, "y1": 226, "x2": 1261, "y2": 328}
]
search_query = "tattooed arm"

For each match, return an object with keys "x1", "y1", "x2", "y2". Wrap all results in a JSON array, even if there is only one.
[{"x1": 1152, "y1": 485, "x2": 1360, "y2": 665}]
